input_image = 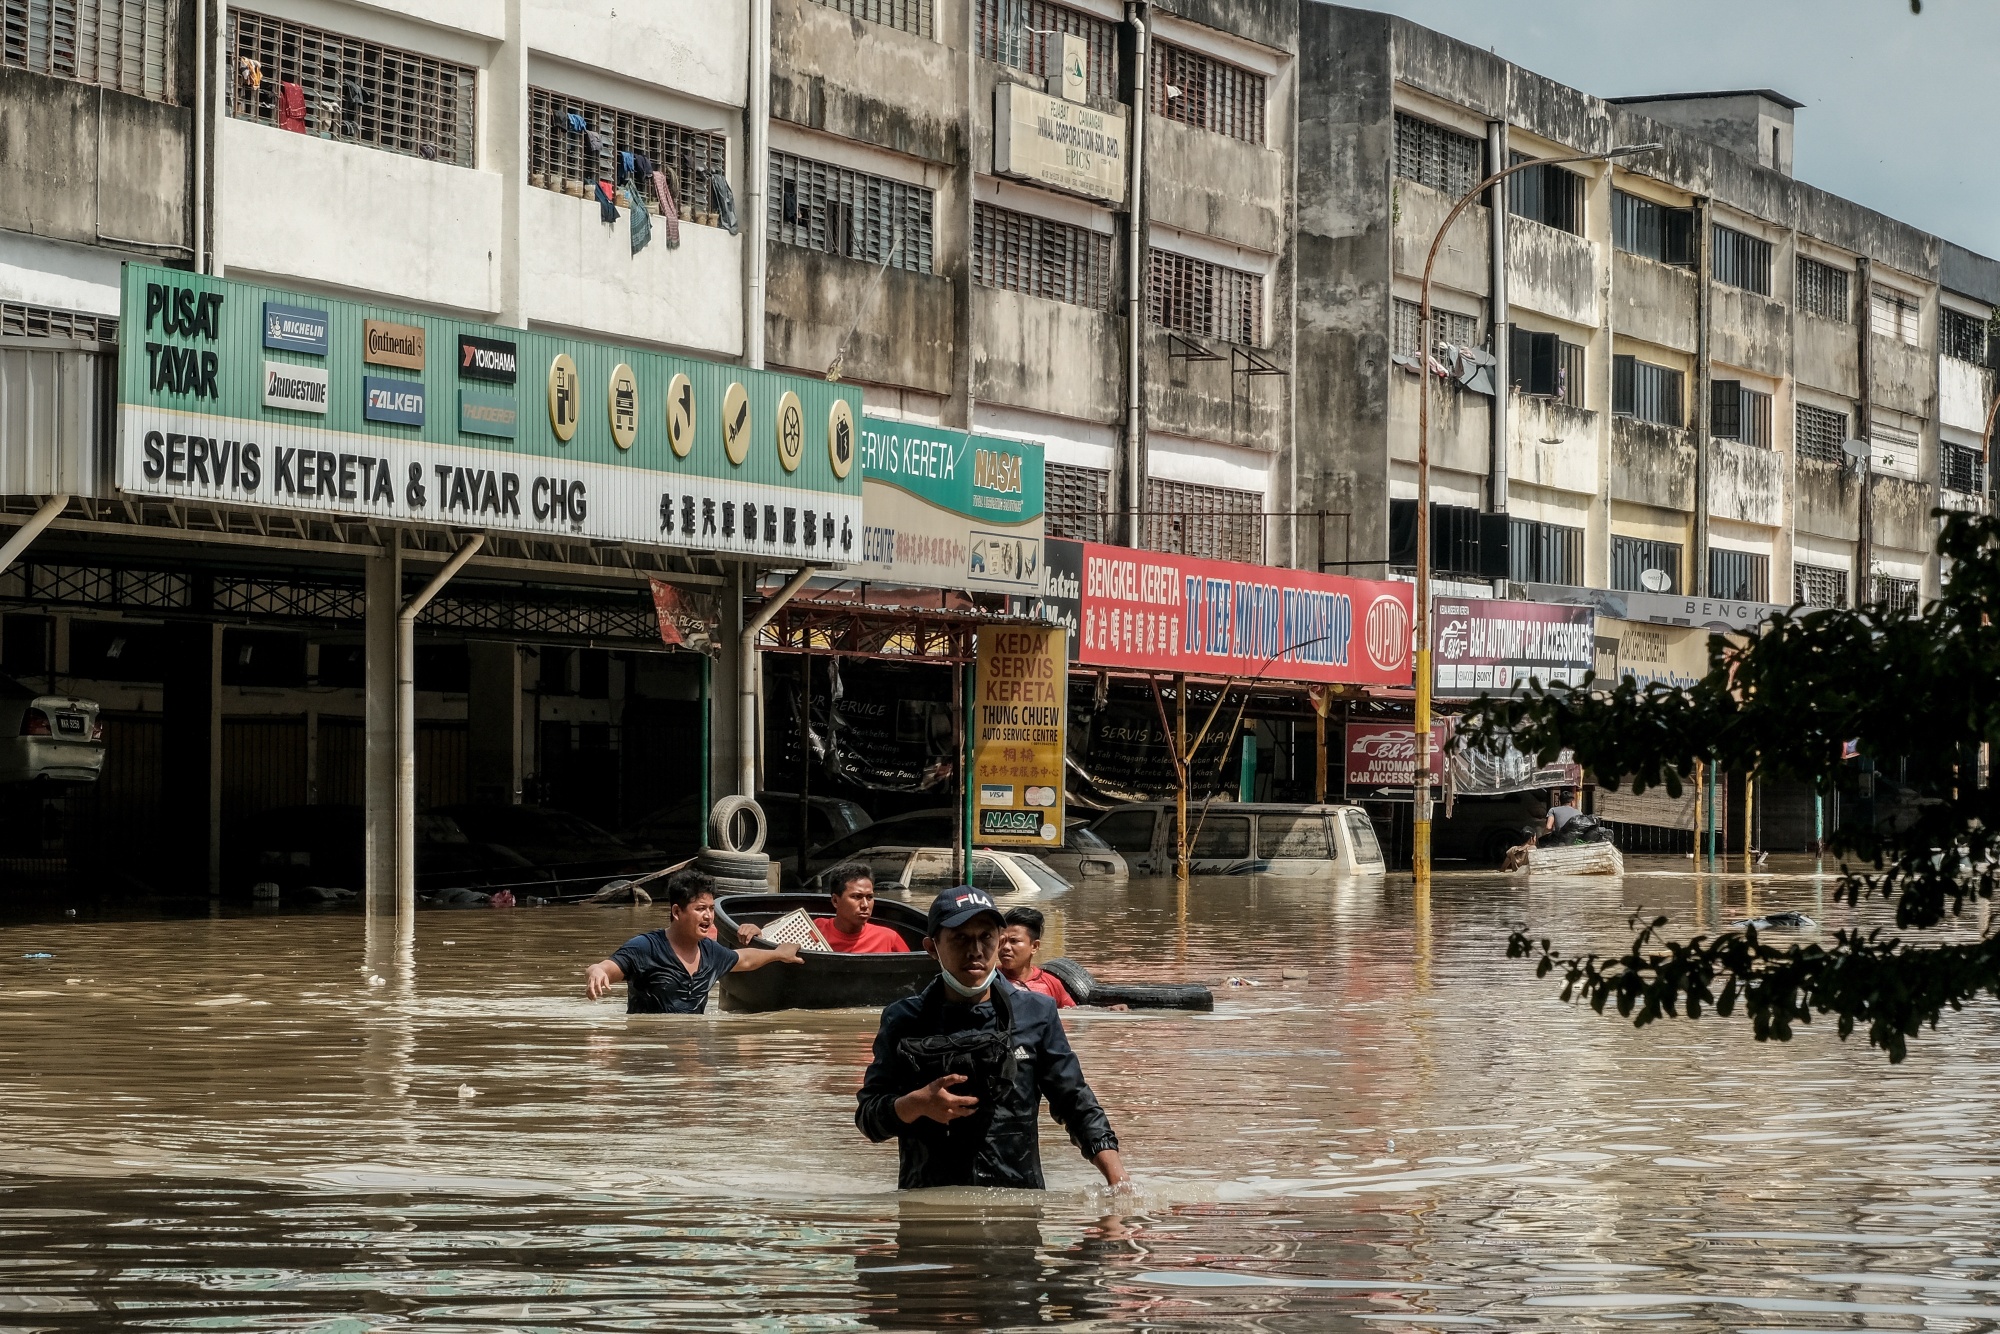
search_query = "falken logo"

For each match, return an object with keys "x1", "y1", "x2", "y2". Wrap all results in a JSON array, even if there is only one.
[{"x1": 368, "y1": 386, "x2": 424, "y2": 414}]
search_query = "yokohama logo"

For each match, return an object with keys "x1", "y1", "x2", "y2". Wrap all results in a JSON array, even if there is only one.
[{"x1": 1364, "y1": 594, "x2": 1410, "y2": 672}]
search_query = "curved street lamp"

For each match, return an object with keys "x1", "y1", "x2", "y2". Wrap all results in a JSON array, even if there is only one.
[{"x1": 1412, "y1": 142, "x2": 1661, "y2": 885}]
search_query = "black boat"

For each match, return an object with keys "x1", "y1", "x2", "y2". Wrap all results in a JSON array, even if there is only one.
[{"x1": 713, "y1": 893, "x2": 935, "y2": 1012}]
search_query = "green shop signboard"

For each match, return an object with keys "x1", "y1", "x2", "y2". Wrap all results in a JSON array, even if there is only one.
[
  {"x1": 857, "y1": 419, "x2": 1045, "y2": 593},
  {"x1": 116, "y1": 264, "x2": 863, "y2": 559}
]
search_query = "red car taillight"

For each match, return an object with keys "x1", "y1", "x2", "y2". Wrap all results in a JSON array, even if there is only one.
[
  {"x1": 20, "y1": 708, "x2": 51, "y2": 737},
  {"x1": 90, "y1": 718, "x2": 104, "y2": 742}
]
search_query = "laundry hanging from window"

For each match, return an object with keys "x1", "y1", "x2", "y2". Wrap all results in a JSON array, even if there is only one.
[
  {"x1": 653, "y1": 170, "x2": 681, "y2": 248},
  {"x1": 277, "y1": 81, "x2": 308, "y2": 132},
  {"x1": 596, "y1": 180, "x2": 619, "y2": 225},
  {"x1": 709, "y1": 173, "x2": 739, "y2": 235}
]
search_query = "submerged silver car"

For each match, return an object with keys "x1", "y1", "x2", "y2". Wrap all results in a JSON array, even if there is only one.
[{"x1": 0, "y1": 674, "x2": 105, "y2": 783}]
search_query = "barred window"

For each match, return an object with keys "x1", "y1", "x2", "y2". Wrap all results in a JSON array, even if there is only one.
[
  {"x1": 1709, "y1": 549, "x2": 1769, "y2": 602},
  {"x1": 1392, "y1": 299, "x2": 1477, "y2": 358},
  {"x1": 1712, "y1": 224, "x2": 1772, "y2": 296},
  {"x1": 3, "y1": 0, "x2": 175, "y2": 100},
  {"x1": 1796, "y1": 256, "x2": 1850, "y2": 322},
  {"x1": 812, "y1": 0, "x2": 931, "y2": 38},
  {"x1": 1508, "y1": 326, "x2": 1585, "y2": 407},
  {"x1": 1046, "y1": 462, "x2": 1109, "y2": 541},
  {"x1": 1151, "y1": 40, "x2": 1265, "y2": 144},
  {"x1": 228, "y1": 10, "x2": 477, "y2": 167},
  {"x1": 1509, "y1": 518, "x2": 1584, "y2": 586},
  {"x1": 1, "y1": 301, "x2": 115, "y2": 343},
  {"x1": 1611, "y1": 536, "x2": 1681, "y2": 594},
  {"x1": 974, "y1": 0, "x2": 1117, "y2": 100},
  {"x1": 1873, "y1": 576, "x2": 1918, "y2": 612},
  {"x1": 1796, "y1": 402, "x2": 1849, "y2": 463},
  {"x1": 1613, "y1": 355, "x2": 1683, "y2": 427},
  {"x1": 1508, "y1": 153, "x2": 1583, "y2": 235},
  {"x1": 1612, "y1": 190, "x2": 1694, "y2": 267},
  {"x1": 769, "y1": 152, "x2": 934, "y2": 273},
  {"x1": 1942, "y1": 307, "x2": 1989, "y2": 365},
  {"x1": 1871, "y1": 285, "x2": 1921, "y2": 346},
  {"x1": 1148, "y1": 249, "x2": 1263, "y2": 345},
  {"x1": 1394, "y1": 112, "x2": 1481, "y2": 198},
  {"x1": 1794, "y1": 563, "x2": 1847, "y2": 609},
  {"x1": 1942, "y1": 441, "x2": 1986, "y2": 495},
  {"x1": 1142, "y1": 477, "x2": 1261, "y2": 563},
  {"x1": 1711, "y1": 380, "x2": 1773, "y2": 449},
  {"x1": 973, "y1": 203, "x2": 1114, "y2": 311},
  {"x1": 527, "y1": 88, "x2": 727, "y2": 219}
]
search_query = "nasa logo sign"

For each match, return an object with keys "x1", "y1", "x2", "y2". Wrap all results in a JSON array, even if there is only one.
[{"x1": 1365, "y1": 594, "x2": 1410, "y2": 672}]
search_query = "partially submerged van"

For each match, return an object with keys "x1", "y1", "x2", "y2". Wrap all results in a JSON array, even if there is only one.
[{"x1": 1084, "y1": 802, "x2": 1387, "y2": 877}]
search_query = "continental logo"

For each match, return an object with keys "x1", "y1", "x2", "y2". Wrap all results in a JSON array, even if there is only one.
[{"x1": 363, "y1": 319, "x2": 425, "y2": 370}]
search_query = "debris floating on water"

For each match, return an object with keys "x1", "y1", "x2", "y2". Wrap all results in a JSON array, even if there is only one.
[
  {"x1": 1731, "y1": 911, "x2": 1818, "y2": 931},
  {"x1": 21, "y1": 952, "x2": 53, "y2": 960},
  {"x1": 366, "y1": 975, "x2": 386, "y2": 988},
  {"x1": 1281, "y1": 967, "x2": 1308, "y2": 981},
  {"x1": 1225, "y1": 977, "x2": 1262, "y2": 988},
  {"x1": 458, "y1": 1084, "x2": 478, "y2": 1099}
]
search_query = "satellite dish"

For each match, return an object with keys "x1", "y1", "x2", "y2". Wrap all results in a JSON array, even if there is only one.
[
  {"x1": 1638, "y1": 568, "x2": 1672, "y2": 593},
  {"x1": 1839, "y1": 437, "x2": 1869, "y2": 461}
]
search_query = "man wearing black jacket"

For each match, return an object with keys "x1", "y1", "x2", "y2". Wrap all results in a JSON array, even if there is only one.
[{"x1": 855, "y1": 886, "x2": 1129, "y2": 1190}]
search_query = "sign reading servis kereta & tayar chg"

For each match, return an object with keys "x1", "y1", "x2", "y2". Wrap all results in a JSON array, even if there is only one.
[{"x1": 116, "y1": 264, "x2": 863, "y2": 556}]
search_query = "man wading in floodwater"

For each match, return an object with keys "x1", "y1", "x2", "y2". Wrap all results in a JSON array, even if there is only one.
[{"x1": 856, "y1": 887, "x2": 1129, "y2": 1190}]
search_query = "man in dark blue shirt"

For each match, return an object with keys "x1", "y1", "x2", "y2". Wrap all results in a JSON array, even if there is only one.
[
  {"x1": 584, "y1": 870, "x2": 800, "y2": 1013},
  {"x1": 856, "y1": 886, "x2": 1128, "y2": 1190}
]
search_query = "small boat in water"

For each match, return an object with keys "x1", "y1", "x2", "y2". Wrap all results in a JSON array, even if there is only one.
[
  {"x1": 712, "y1": 893, "x2": 934, "y2": 1012},
  {"x1": 1522, "y1": 842, "x2": 1625, "y2": 875}
]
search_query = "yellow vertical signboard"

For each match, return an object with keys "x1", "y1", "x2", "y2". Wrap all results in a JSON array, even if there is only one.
[{"x1": 972, "y1": 625, "x2": 1068, "y2": 847}]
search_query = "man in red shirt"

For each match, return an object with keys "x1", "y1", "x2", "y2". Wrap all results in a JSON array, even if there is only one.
[
  {"x1": 814, "y1": 862, "x2": 911, "y2": 953},
  {"x1": 998, "y1": 906, "x2": 1076, "y2": 1007}
]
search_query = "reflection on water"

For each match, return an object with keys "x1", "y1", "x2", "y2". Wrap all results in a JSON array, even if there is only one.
[{"x1": 3, "y1": 857, "x2": 1997, "y2": 1330}]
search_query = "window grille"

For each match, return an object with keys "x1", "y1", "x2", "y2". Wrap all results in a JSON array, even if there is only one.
[
  {"x1": 812, "y1": 0, "x2": 932, "y2": 38},
  {"x1": 1942, "y1": 307, "x2": 1989, "y2": 366},
  {"x1": 1393, "y1": 299, "x2": 1477, "y2": 358},
  {"x1": 1393, "y1": 112, "x2": 1481, "y2": 198},
  {"x1": 1142, "y1": 477, "x2": 1262, "y2": 563},
  {"x1": 1147, "y1": 249, "x2": 1262, "y2": 345},
  {"x1": 227, "y1": 10, "x2": 477, "y2": 167},
  {"x1": 1, "y1": 301, "x2": 115, "y2": 342},
  {"x1": 1873, "y1": 576, "x2": 1918, "y2": 612},
  {"x1": 2, "y1": 0, "x2": 174, "y2": 100},
  {"x1": 1045, "y1": 462, "x2": 1109, "y2": 541},
  {"x1": 1613, "y1": 355, "x2": 1683, "y2": 427},
  {"x1": 1611, "y1": 536, "x2": 1681, "y2": 594},
  {"x1": 1150, "y1": 40, "x2": 1265, "y2": 144},
  {"x1": 1506, "y1": 326, "x2": 1586, "y2": 407},
  {"x1": 1556, "y1": 341, "x2": 1586, "y2": 408},
  {"x1": 1711, "y1": 381, "x2": 1773, "y2": 448},
  {"x1": 1796, "y1": 402, "x2": 1849, "y2": 463},
  {"x1": 974, "y1": 0, "x2": 1117, "y2": 99},
  {"x1": 1794, "y1": 563, "x2": 1847, "y2": 608},
  {"x1": 1711, "y1": 224, "x2": 1772, "y2": 296},
  {"x1": 1796, "y1": 256, "x2": 1850, "y2": 322},
  {"x1": 972, "y1": 203, "x2": 1115, "y2": 311},
  {"x1": 1508, "y1": 518, "x2": 1584, "y2": 586},
  {"x1": 1611, "y1": 190, "x2": 1694, "y2": 267},
  {"x1": 1508, "y1": 152, "x2": 1583, "y2": 235},
  {"x1": 1870, "y1": 285, "x2": 1921, "y2": 346},
  {"x1": 1941, "y1": 441, "x2": 1986, "y2": 494},
  {"x1": 528, "y1": 88, "x2": 727, "y2": 217},
  {"x1": 1709, "y1": 549, "x2": 1769, "y2": 602},
  {"x1": 769, "y1": 151, "x2": 934, "y2": 273}
]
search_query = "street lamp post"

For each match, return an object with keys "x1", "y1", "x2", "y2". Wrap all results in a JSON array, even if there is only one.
[{"x1": 1412, "y1": 142, "x2": 1660, "y2": 885}]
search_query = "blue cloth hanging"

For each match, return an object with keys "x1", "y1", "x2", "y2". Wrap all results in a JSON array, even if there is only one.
[
  {"x1": 565, "y1": 111, "x2": 586, "y2": 134},
  {"x1": 619, "y1": 149, "x2": 635, "y2": 183},
  {"x1": 630, "y1": 185, "x2": 652, "y2": 255}
]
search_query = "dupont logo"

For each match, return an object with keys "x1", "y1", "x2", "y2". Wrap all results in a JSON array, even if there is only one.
[{"x1": 1365, "y1": 594, "x2": 1410, "y2": 672}]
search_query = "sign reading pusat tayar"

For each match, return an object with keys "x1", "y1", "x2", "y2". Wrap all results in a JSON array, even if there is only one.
[
  {"x1": 972, "y1": 626, "x2": 1068, "y2": 846},
  {"x1": 993, "y1": 82, "x2": 1126, "y2": 204},
  {"x1": 116, "y1": 264, "x2": 861, "y2": 559}
]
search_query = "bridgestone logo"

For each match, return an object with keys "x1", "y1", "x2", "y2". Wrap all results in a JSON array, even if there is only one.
[{"x1": 262, "y1": 361, "x2": 328, "y2": 414}]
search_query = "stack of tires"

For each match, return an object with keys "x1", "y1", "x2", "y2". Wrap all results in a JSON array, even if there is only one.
[{"x1": 698, "y1": 795, "x2": 771, "y2": 894}]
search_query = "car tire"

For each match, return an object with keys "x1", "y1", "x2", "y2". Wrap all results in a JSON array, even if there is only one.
[
  {"x1": 708, "y1": 796, "x2": 768, "y2": 854},
  {"x1": 698, "y1": 848, "x2": 771, "y2": 881},
  {"x1": 706, "y1": 874, "x2": 771, "y2": 897},
  {"x1": 1041, "y1": 956, "x2": 1214, "y2": 1012}
]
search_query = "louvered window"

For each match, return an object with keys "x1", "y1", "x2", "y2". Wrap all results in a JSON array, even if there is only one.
[
  {"x1": 1392, "y1": 299, "x2": 1477, "y2": 358},
  {"x1": 1611, "y1": 190, "x2": 1694, "y2": 267},
  {"x1": 1613, "y1": 355, "x2": 1684, "y2": 427},
  {"x1": 1873, "y1": 576, "x2": 1918, "y2": 612},
  {"x1": 1794, "y1": 563, "x2": 1847, "y2": 608},
  {"x1": 1147, "y1": 249, "x2": 1262, "y2": 345},
  {"x1": 813, "y1": 0, "x2": 931, "y2": 38},
  {"x1": 973, "y1": 203, "x2": 1115, "y2": 311},
  {"x1": 1508, "y1": 152, "x2": 1583, "y2": 235},
  {"x1": 1046, "y1": 462, "x2": 1109, "y2": 541},
  {"x1": 1710, "y1": 380, "x2": 1773, "y2": 449},
  {"x1": 1712, "y1": 225, "x2": 1772, "y2": 296},
  {"x1": 1142, "y1": 477, "x2": 1261, "y2": 563},
  {"x1": 528, "y1": 88, "x2": 727, "y2": 219},
  {"x1": 1506, "y1": 326, "x2": 1586, "y2": 407},
  {"x1": 2, "y1": 0, "x2": 175, "y2": 101},
  {"x1": 1, "y1": 301, "x2": 115, "y2": 343},
  {"x1": 1709, "y1": 549, "x2": 1769, "y2": 602},
  {"x1": 228, "y1": 10, "x2": 477, "y2": 167},
  {"x1": 1871, "y1": 285, "x2": 1921, "y2": 346},
  {"x1": 1393, "y1": 112, "x2": 1481, "y2": 197},
  {"x1": 1796, "y1": 256, "x2": 1850, "y2": 322},
  {"x1": 1611, "y1": 537, "x2": 1681, "y2": 594},
  {"x1": 1508, "y1": 518, "x2": 1584, "y2": 586},
  {"x1": 1942, "y1": 307, "x2": 1989, "y2": 365},
  {"x1": 1795, "y1": 403, "x2": 1849, "y2": 463},
  {"x1": 769, "y1": 152, "x2": 934, "y2": 273},
  {"x1": 974, "y1": 0, "x2": 1117, "y2": 99},
  {"x1": 1150, "y1": 40, "x2": 1265, "y2": 144}
]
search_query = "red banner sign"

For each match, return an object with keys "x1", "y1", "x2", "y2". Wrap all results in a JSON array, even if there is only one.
[
  {"x1": 1432, "y1": 597, "x2": 1594, "y2": 697},
  {"x1": 1344, "y1": 721, "x2": 1449, "y2": 791},
  {"x1": 1074, "y1": 543, "x2": 1412, "y2": 686}
]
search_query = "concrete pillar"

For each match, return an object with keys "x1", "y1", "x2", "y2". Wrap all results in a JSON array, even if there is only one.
[
  {"x1": 467, "y1": 641, "x2": 522, "y2": 804},
  {"x1": 364, "y1": 543, "x2": 400, "y2": 914},
  {"x1": 161, "y1": 620, "x2": 222, "y2": 895},
  {"x1": 490, "y1": 0, "x2": 527, "y2": 328},
  {"x1": 709, "y1": 566, "x2": 746, "y2": 813}
]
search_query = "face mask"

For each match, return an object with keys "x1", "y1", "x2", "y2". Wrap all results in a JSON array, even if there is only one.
[{"x1": 939, "y1": 963, "x2": 997, "y2": 999}]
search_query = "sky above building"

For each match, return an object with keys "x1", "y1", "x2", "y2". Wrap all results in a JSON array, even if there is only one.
[{"x1": 1348, "y1": 0, "x2": 1999, "y2": 259}]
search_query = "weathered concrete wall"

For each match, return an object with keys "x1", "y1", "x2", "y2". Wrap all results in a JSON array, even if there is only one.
[
  {"x1": 1392, "y1": 180, "x2": 1487, "y2": 298},
  {"x1": 1508, "y1": 221, "x2": 1597, "y2": 330},
  {"x1": 974, "y1": 289, "x2": 1123, "y2": 424},
  {"x1": 1613, "y1": 253, "x2": 1696, "y2": 352},
  {"x1": 1707, "y1": 439, "x2": 1784, "y2": 529},
  {"x1": 771, "y1": 0, "x2": 962, "y2": 167},
  {"x1": 528, "y1": 0, "x2": 744, "y2": 109},
  {"x1": 1151, "y1": 326, "x2": 1285, "y2": 450},
  {"x1": 0, "y1": 66, "x2": 190, "y2": 254},
  {"x1": 1509, "y1": 396, "x2": 1597, "y2": 495},
  {"x1": 1793, "y1": 460, "x2": 1859, "y2": 539},
  {"x1": 1874, "y1": 476, "x2": 1931, "y2": 554},
  {"x1": 1709, "y1": 283, "x2": 1788, "y2": 380},
  {"x1": 1148, "y1": 115, "x2": 1288, "y2": 254},
  {"x1": 1871, "y1": 336, "x2": 1933, "y2": 420},
  {"x1": 1794, "y1": 312, "x2": 1857, "y2": 395},
  {"x1": 1939, "y1": 357, "x2": 1991, "y2": 433},
  {"x1": 1610, "y1": 418, "x2": 1695, "y2": 512},
  {"x1": 765, "y1": 245, "x2": 955, "y2": 393},
  {"x1": 1156, "y1": 0, "x2": 1298, "y2": 58},
  {"x1": 1387, "y1": 372, "x2": 1488, "y2": 477}
]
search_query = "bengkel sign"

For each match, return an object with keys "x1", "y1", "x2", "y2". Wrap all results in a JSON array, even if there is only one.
[{"x1": 1074, "y1": 543, "x2": 1412, "y2": 686}]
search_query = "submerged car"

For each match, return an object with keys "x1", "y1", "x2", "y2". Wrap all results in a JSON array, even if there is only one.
[
  {"x1": 224, "y1": 805, "x2": 553, "y2": 900},
  {"x1": 1085, "y1": 802, "x2": 1387, "y2": 876},
  {"x1": 811, "y1": 844, "x2": 1072, "y2": 900},
  {"x1": 802, "y1": 808, "x2": 1124, "y2": 882},
  {"x1": 0, "y1": 674, "x2": 104, "y2": 784},
  {"x1": 431, "y1": 804, "x2": 665, "y2": 896}
]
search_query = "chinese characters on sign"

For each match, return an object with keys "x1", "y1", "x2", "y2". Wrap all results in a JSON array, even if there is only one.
[{"x1": 971, "y1": 626, "x2": 1067, "y2": 846}]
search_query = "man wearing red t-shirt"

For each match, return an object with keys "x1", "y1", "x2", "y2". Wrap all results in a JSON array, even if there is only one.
[
  {"x1": 814, "y1": 861, "x2": 911, "y2": 954},
  {"x1": 998, "y1": 906, "x2": 1076, "y2": 1007}
]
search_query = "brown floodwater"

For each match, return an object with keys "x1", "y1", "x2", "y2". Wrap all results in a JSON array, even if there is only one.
[{"x1": 2, "y1": 858, "x2": 1997, "y2": 1331}]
